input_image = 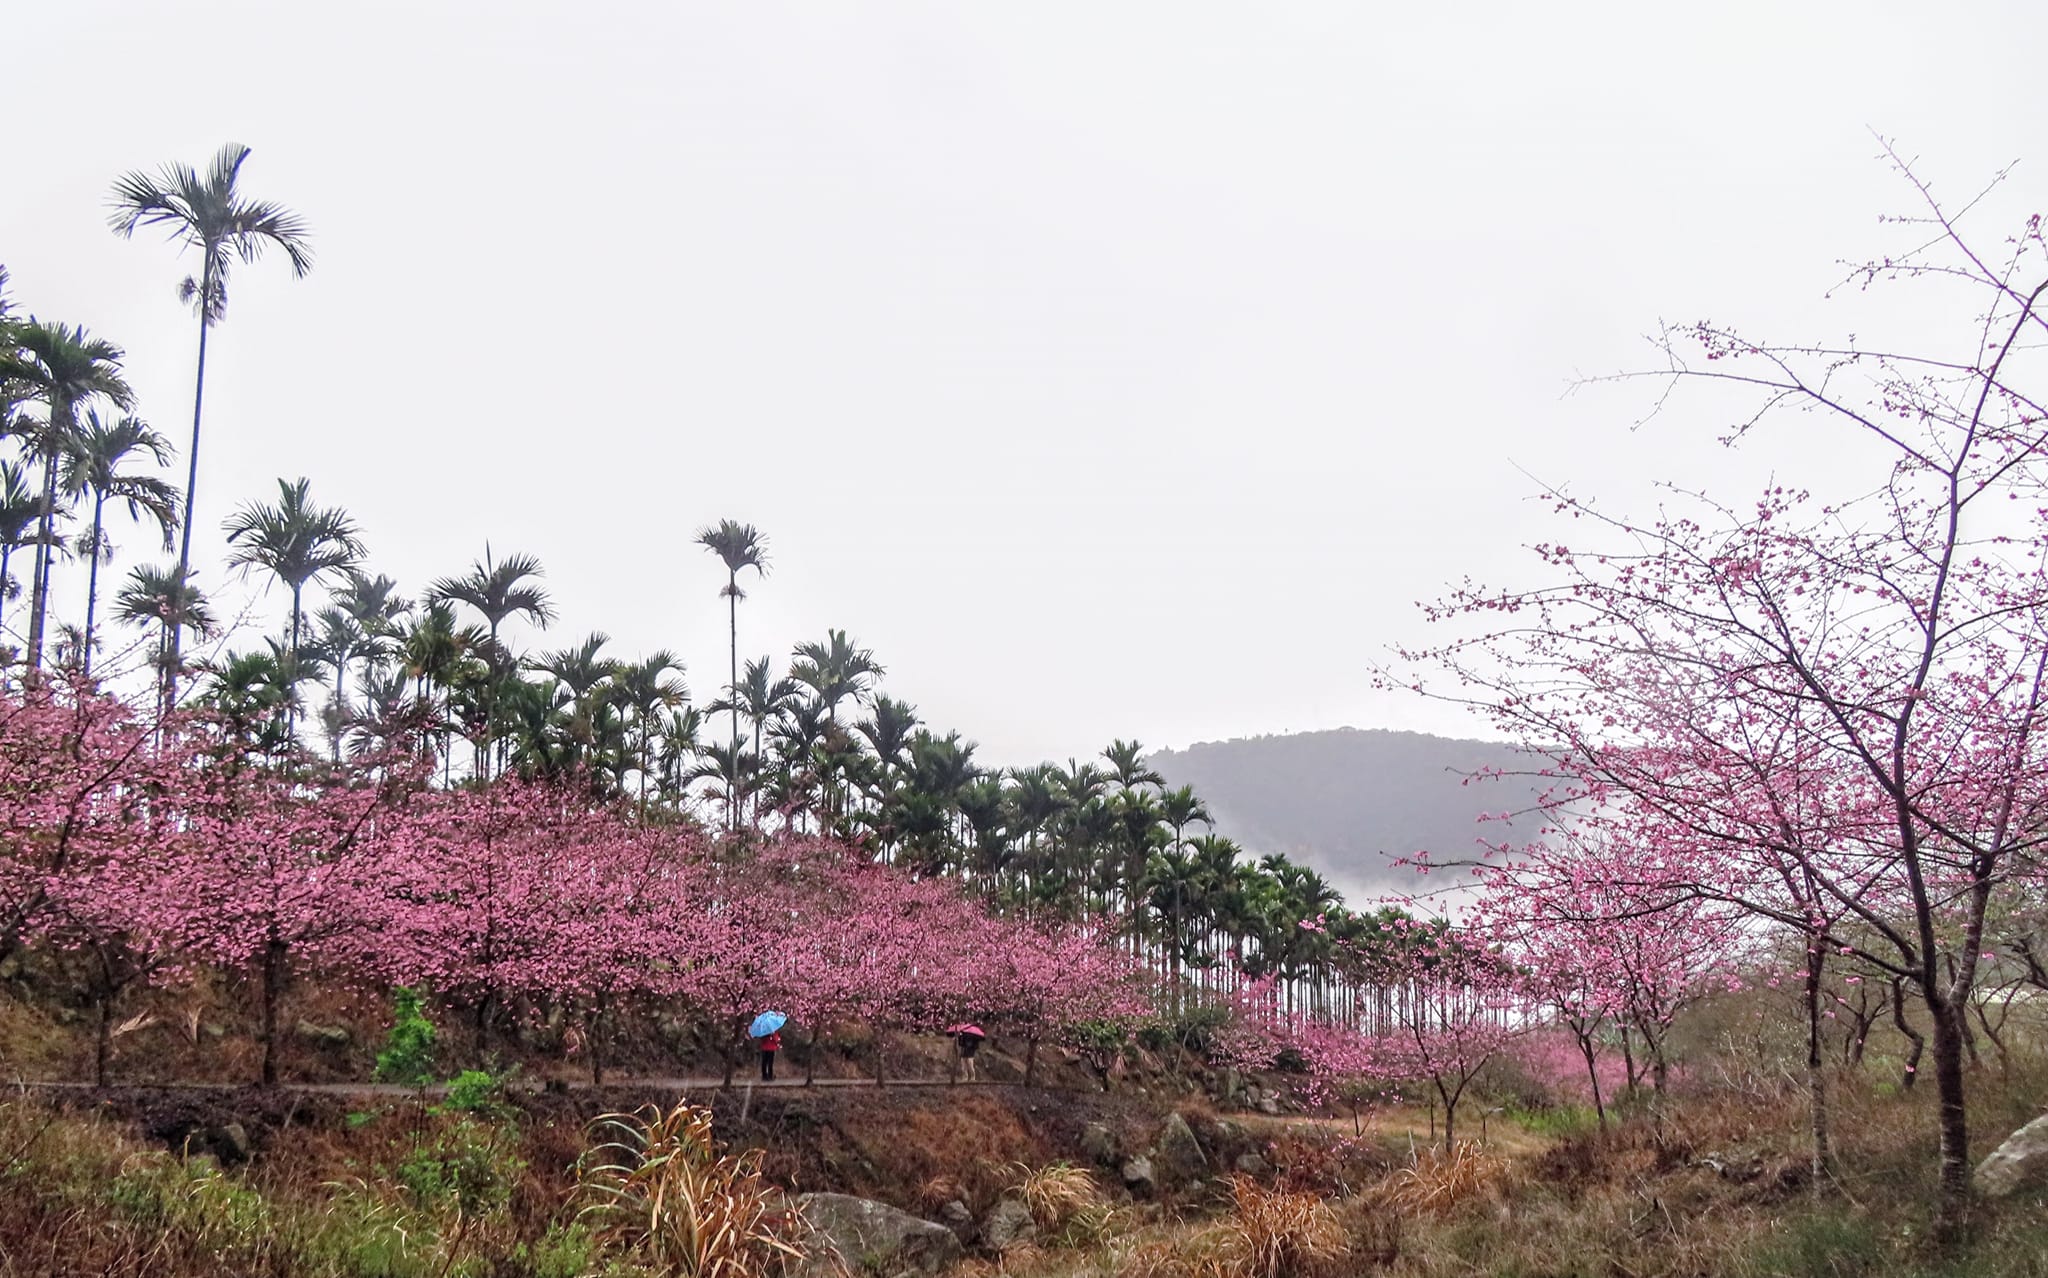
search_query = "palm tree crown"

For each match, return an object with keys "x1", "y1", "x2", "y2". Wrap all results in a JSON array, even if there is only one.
[
  {"x1": 695, "y1": 520, "x2": 770, "y2": 600},
  {"x1": 61, "y1": 412, "x2": 178, "y2": 675},
  {"x1": 223, "y1": 477, "x2": 364, "y2": 656},
  {"x1": 429, "y1": 547, "x2": 554, "y2": 674},
  {"x1": 0, "y1": 459, "x2": 46, "y2": 638},
  {"x1": 108, "y1": 143, "x2": 313, "y2": 325},
  {"x1": 0, "y1": 320, "x2": 135, "y2": 670},
  {"x1": 108, "y1": 142, "x2": 312, "y2": 686},
  {"x1": 697, "y1": 519, "x2": 769, "y2": 831},
  {"x1": 114, "y1": 563, "x2": 216, "y2": 690}
]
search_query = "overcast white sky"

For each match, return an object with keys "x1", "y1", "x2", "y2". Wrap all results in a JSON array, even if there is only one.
[{"x1": 6, "y1": 2, "x2": 2043, "y2": 766}]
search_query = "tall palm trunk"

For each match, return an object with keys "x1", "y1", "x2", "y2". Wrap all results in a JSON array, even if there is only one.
[
  {"x1": 287, "y1": 583, "x2": 304, "y2": 741},
  {"x1": 81, "y1": 492, "x2": 107, "y2": 677},
  {"x1": 331, "y1": 658, "x2": 347, "y2": 762},
  {"x1": 0, "y1": 545, "x2": 13, "y2": 637},
  {"x1": 751, "y1": 713, "x2": 766, "y2": 830},
  {"x1": 726, "y1": 574, "x2": 739, "y2": 833},
  {"x1": 166, "y1": 260, "x2": 214, "y2": 704},
  {"x1": 26, "y1": 400, "x2": 72, "y2": 671}
]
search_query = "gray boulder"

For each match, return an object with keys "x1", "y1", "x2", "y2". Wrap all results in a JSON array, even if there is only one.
[
  {"x1": 1154, "y1": 1111, "x2": 1209, "y2": 1183},
  {"x1": 937, "y1": 1199, "x2": 974, "y2": 1243},
  {"x1": 1218, "y1": 1067, "x2": 1244, "y2": 1104},
  {"x1": 1977, "y1": 1112, "x2": 2048, "y2": 1198},
  {"x1": 213, "y1": 1121, "x2": 251, "y2": 1163},
  {"x1": 1080, "y1": 1121, "x2": 1120, "y2": 1167},
  {"x1": 794, "y1": 1193, "x2": 963, "y2": 1278},
  {"x1": 981, "y1": 1196, "x2": 1037, "y2": 1251},
  {"x1": 1121, "y1": 1155, "x2": 1157, "y2": 1198},
  {"x1": 294, "y1": 1020, "x2": 351, "y2": 1049},
  {"x1": 1233, "y1": 1152, "x2": 1270, "y2": 1177}
]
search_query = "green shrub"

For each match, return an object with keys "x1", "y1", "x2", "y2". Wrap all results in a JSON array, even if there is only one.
[
  {"x1": 394, "y1": 1117, "x2": 522, "y2": 1217},
  {"x1": 513, "y1": 1222, "x2": 599, "y2": 1278},
  {"x1": 373, "y1": 988, "x2": 439, "y2": 1087},
  {"x1": 1139, "y1": 1002, "x2": 1234, "y2": 1054},
  {"x1": 1504, "y1": 1104, "x2": 1599, "y2": 1139},
  {"x1": 438, "y1": 1067, "x2": 511, "y2": 1117}
]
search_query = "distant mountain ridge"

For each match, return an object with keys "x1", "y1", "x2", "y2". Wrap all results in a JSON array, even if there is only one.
[{"x1": 1147, "y1": 728, "x2": 1546, "y2": 907}]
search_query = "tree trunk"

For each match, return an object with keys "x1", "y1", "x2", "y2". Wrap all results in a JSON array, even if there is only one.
[
  {"x1": 474, "y1": 991, "x2": 493, "y2": 1065},
  {"x1": 261, "y1": 937, "x2": 286, "y2": 1086},
  {"x1": 1972, "y1": 999, "x2": 2010, "y2": 1074},
  {"x1": 287, "y1": 585, "x2": 304, "y2": 742},
  {"x1": 1929, "y1": 998, "x2": 1974, "y2": 1241},
  {"x1": 81, "y1": 495, "x2": 106, "y2": 677},
  {"x1": 25, "y1": 399, "x2": 68, "y2": 672},
  {"x1": 166, "y1": 284, "x2": 213, "y2": 709},
  {"x1": 332, "y1": 661, "x2": 347, "y2": 762},
  {"x1": 1891, "y1": 977, "x2": 1924, "y2": 1090},
  {"x1": 1577, "y1": 1027, "x2": 1607, "y2": 1130},
  {"x1": 95, "y1": 989, "x2": 114, "y2": 1087},
  {"x1": 727, "y1": 582, "x2": 739, "y2": 834},
  {"x1": 1802, "y1": 940, "x2": 1835, "y2": 1186},
  {"x1": 590, "y1": 998, "x2": 606, "y2": 1086}
]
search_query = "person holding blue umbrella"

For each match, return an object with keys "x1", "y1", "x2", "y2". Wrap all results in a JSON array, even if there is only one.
[{"x1": 750, "y1": 1011, "x2": 788, "y2": 1082}]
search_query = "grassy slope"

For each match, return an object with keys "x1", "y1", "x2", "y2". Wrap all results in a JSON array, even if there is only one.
[{"x1": 9, "y1": 1063, "x2": 2048, "y2": 1278}]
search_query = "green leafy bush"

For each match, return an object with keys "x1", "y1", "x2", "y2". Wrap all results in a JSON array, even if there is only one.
[
  {"x1": 373, "y1": 988, "x2": 439, "y2": 1087},
  {"x1": 438, "y1": 1068, "x2": 511, "y2": 1117},
  {"x1": 395, "y1": 1117, "x2": 523, "y2": 1217}
]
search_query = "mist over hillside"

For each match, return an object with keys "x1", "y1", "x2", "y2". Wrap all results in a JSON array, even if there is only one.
[{"x1": 1148, "y1": 728, "x2": 1549, "y2": 907}]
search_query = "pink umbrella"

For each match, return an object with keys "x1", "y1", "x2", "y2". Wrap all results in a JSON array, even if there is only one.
[{"x1": 948, "y1": 1024, "x2": 986, "y2": 1038}]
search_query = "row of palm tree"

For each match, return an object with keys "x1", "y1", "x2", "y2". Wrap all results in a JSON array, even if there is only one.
[
  {"x1": 2, "y1": 145, "x2": 1409, "y2": 1021},
  {"x1": 0, "y1": 298, "x2": 181, "y2": 676},
  {"x1": 2, "y1": 142, "x2": 308, "y2": 686}
]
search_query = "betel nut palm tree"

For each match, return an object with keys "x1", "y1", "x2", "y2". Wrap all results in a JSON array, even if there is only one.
[
  {"x1": 430, "y1": 548, "x2": 554, "y2": 777},
  {"x1": 61, "y1": 412, "x2": 178, "y2": 676},
  {"x1": 223, "y1": 477, "x2": 363, "y2": 738},
  {"x1": 113, "y1": 563, "x2": 217, "y2": 690},
  {"x1": 428, "y1": 547, "x2": 554, "y2": 664},
  {"x1": 108, "y1": 143, "x2": 312, "y2": 691},
  {"x1": 696, "y1": 520, "x2": 768, "y2": 832},
  {"x1": 0, "y1": 321, "x2": 135, "y2": 670},
  {"x1": 0, "y1": 459, "x2": 46, "y2": 640}
]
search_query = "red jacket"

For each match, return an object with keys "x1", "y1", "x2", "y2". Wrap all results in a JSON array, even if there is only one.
[{"x1": 760, "y1": 1031, "x2": 782, "y2": 1052}]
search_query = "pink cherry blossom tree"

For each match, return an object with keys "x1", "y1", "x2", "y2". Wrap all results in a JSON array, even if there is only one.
[
  {"x1": 1399, "y1": 151, "x2": 2048, "y2": 1230},
  {"x1": 179, "y1": 732, "x2": 421, "y2": 1085},
  {"x1": 0, "y1": 679, "x2": 166, "y2": 967}
]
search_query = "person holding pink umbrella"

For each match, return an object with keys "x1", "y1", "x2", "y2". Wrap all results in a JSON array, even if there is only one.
[{"x1": 950, "y1": 1023, "x2": 986, "y2": 1082}]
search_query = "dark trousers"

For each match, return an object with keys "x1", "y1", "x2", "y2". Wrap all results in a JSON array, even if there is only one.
[{"x1": 761, "y1": 1050, "x2": 776, "y2": 1081}]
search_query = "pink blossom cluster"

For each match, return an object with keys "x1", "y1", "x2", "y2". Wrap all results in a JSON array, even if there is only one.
[{"x1": 0, "y1": 679, "x2": 1145, "y2": 1083}]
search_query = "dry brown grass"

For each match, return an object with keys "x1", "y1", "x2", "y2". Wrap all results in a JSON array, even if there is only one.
[
  {"x1": 576, "y1": 1099, "x2": 809, "y2": 1278},
  {"x1": 1010, "y1": 1161, "x2": 1103, "y2": 1230},
  {"x1": 872, "y1": 1095, "x2": 1047, "y2": 1210},
  {"x1": 1380, "y1": 1140, "x2": 1514, "y2": 1217},
  {"x1": 918, "y1": 1173, "x2": 966, "y2": 1208},
  {"x1": 1210, "y1": 1175, "x2": 1349, "y2": 1278},
  {"x1": 1112, "y1": 1176, "x2": 1348, "y2": 1278}
]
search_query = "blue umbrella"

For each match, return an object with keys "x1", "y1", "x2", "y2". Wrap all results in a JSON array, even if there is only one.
[{"x1": 749, "y1": 1011, "x2": 788, "y2": 1038}]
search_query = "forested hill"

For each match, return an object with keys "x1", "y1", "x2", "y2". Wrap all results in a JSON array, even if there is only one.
[{"x1": 1148, "y1": 728, "x2": 1548, "y2": 906}]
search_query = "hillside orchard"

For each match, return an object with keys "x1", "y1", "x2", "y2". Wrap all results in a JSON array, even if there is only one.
[{"x1": 6, "y1": 145, "x2": 2048, "y2": 1253}]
